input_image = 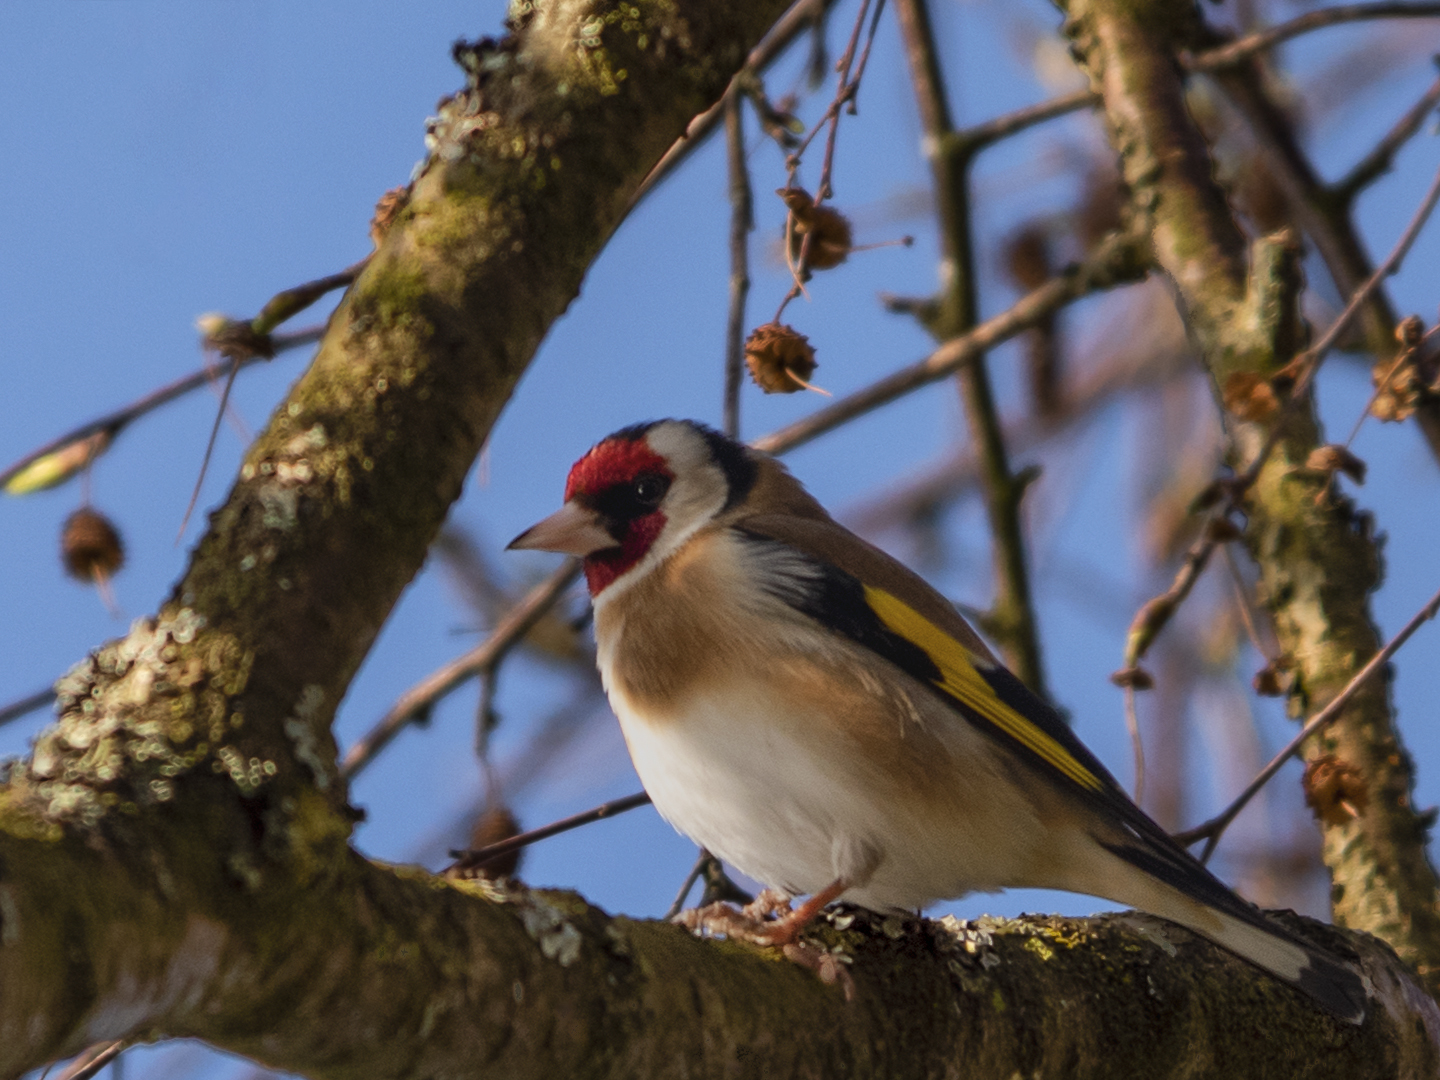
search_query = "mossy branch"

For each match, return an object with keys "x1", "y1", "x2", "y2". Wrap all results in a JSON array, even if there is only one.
[
  {"x1": 1059, "y1": 0, "x2": 1440, "y2": 994},
  {"x1": 0, "y1": 821, "x2": 1436, "y2": 1079}
]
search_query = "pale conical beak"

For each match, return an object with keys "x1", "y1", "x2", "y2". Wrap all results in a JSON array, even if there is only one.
[{"x1": 507, "y1": 501, "x2": 618, "y2": 557}]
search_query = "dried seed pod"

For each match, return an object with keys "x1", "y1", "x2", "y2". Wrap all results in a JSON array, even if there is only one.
[
  {"x1": 1396, "y1": 314, "x2": 1424, "y2": 348},
  {"x1": 778, "y1": 188, "x2": 853, "y2": 270},
  {"x1": 1371, "y1": 315, "x2": 1429, "y2": 423},
  {"x1": 1252, "y1": 654, "x2": 1293, "y2": 697},
  {"x1": 1305, "y1": 444, "x2": 1367, "y2": 484},
  {"x1": 745, "y1": 323, "x2": 822, "y2": 394},
  {"x1": 1109, "y1": 666, "x2": 1154, "y2": 691},
  {"x1": 1221, "y1": 371, "x2": 1280, "y2": 422},
  {"x1": 448, "y1": 805, "x2": 525, "y2": 880},
  {"x1": 1303, "y1": 755, "x2": 1368, "y2": 828},
  {"x1": 370, "y1": 186, "x2": 411, "y2": 248},
  {"x1": 62, "y1": 507, "x2": 124, "y2": 584}
]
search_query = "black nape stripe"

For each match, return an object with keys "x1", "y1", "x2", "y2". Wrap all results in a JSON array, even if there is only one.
[{"x1": 683, "y1": 421, "x2": 758, "y2": 513}]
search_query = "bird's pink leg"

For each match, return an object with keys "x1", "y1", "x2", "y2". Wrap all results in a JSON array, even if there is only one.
[{"x1": 748, "y1": 877, "x2": 849, "y2": 946}]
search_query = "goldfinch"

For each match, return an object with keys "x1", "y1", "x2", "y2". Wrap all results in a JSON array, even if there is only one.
[{"x1": 509, "y1": 418, "x2": 1365, "y2": 1022}]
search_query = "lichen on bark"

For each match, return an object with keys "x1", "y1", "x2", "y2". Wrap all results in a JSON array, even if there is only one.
[{"x1": 1057, "y1": 0, "x2": 1440, "y2": 995}]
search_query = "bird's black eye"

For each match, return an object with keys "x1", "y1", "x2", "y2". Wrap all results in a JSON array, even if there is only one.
[
  {"x1": 588, "y1": 471, "x2": 671, "y2": 524},
  {"x1": 632, "y1": 473, "x2": 670, "y2": 508}
]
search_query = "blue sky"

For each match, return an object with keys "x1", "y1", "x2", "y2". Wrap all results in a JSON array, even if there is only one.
[{"x1": 4, "y1": 2, "x2": 1440, "y2": 1074}]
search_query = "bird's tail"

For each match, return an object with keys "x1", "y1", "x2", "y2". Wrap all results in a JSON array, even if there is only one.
[{"x1": 1090, "y1": 851, "x2": 1367, "y2": 1024}]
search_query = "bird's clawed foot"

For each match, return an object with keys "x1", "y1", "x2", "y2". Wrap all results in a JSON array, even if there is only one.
[
  {"x1": 674, "y1": 882, "x2": 855, "y2": 999},
  {"x1": 674, "y1": 887, "x2": 797, "y2": 944}
]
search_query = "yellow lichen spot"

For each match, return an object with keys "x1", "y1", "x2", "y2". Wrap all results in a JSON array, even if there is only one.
[{"x1": 1024, "y1": 937, "x2": 1054, "y2": 961}]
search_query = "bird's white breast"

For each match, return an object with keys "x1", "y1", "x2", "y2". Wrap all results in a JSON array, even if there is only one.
[
  {"x1": 594, "y1": 532, "x2": 1052, "y2": 911},
  {"x1": 610, "y1": 677, "x2": 882, "y2": 898}
]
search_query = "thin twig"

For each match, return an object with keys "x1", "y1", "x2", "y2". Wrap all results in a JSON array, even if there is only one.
[
  {"x1": 665, "y1": 849, "x2": 713, "y2": 919},
  {"x1": 0, "y1": 687, "x2": 54, "y2": 728},
  {"x1": 723, "y1": 90, "x2": 753, "y2": 440},
  {"x1": 814, "y1": 0, "x2": 886, "y2": 202},
  {"x1": 176, "y1": 261, "x2": 367, "y2": 536},
  {"x1": 247, "y1": 259, "x2": 368, "y2": 337},
  {"x1": 1112, "y1": 521, "x2": 1228, "y2": 683},
  {"x1": 52, "y1": 1042, "x2": 125, "y2": 1080},
  {"x1": 447, "y1": 791, "x2": 652, "y2": 869},
  {"x1": 846, "y1": 333, "x2": 1188, "y2": 534},
  {"x1": 951, "y1": 5, "x2": 1440, "y2": 157},
  {"x1": 1186, "y1": 3, "x2": 1440, "y2": 73},
  {"x1": 1208, "y1": 51, "x2": 1429, "y2": 385},
  {"x1": 1122, "y1": 686, "x2": 1145, "y2": 805},
  {"x1": 771, "y1": 0, "x2": 886, "y2": 323},
  {"x1": 1174, "y1": 582, "x2": 1440, "y2": 859},
  {"x1": 0, "y1": 326, "x2": 323, "y2": 492},
  {"x1": 176, "y1": 357, "x2": 242, "y2": 540},
  {"x1": 339, "y1": 561, "x2": 582, "y2": 780},
  {"x1": 956, "y1": 88, "x2": 1097, "y2": 153},
  {"x1": 1221, "y1": 543, "x2": 1273, "y2": 661},
  {"x1": 752, "y1": 227, "x2": 1146, "y2": 456},
  {"x1": 894, "y1": 0, "x2": 1047, "y2": 695},
  {"x1": 627, "y1": 0, "x2": 836, "y2": 214},
  {"x1": 1335, "y1": 72, "x2": 1440, "y2": 202},
  {"x1": 787, "y1": 0, "x2": 873, "y2": 175}
]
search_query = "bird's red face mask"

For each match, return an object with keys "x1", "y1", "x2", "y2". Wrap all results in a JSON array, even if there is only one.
[{"x1": 509, "y1": 435, "x2": 674, "y2": 595}]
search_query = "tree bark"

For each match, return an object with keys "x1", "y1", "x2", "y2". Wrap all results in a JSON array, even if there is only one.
[{"x1": 1057, "y1": 0, "x2": 1440, "y2": 994}]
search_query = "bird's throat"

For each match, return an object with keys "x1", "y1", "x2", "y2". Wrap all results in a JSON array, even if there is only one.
[{"x1": 584, "y1": 511, "x2": 666, "y2": 595}]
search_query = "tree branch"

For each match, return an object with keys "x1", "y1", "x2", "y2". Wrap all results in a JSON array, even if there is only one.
[
  {"x1": 1186, "y1": 3, "x2": 1440, "y2": 73},
  {"x1": 721, "y1": 89, "x2": 752, "y2": 439},
  {"x1": 4, "y1": 831, "x2": 1436, "y2": 1079},
  {"x1": 1060, "y1": 0, "x2": 1440, "y2": 993},
  {"x1": 1335, "y1": 70, "x2": 1440, "y2": 204},
  {"x1": 339, "y1": 562, "x2": 582, "y2": 780},
  {"x1": 0, "y1": 326, "x2": 323, "y2": 495},
  {"x1": 754, "y1": 225, "x2": 1148, "y2": 455},
  {"x1": 892, "y1": 0, "x2": 1050, "y2": 698},
  {"x1": 1175, "y1": 582, "x2": 1440, "y2": 859}
]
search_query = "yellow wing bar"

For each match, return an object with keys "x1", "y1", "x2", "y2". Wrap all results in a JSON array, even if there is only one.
[{"x1": 863, "y1": 585, "x2": 1103, "y2": 793}]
